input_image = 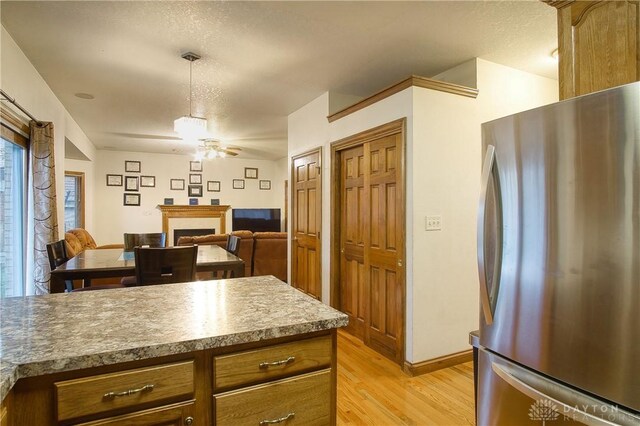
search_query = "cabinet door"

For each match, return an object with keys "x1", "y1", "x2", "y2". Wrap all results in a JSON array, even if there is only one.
[
  {"x1": 55, "y1": 360, "x2": 194, "y2": 422},
  {"x1": 77, "y1": 400, "x2": 195, "y2": 426},
  {"x1": 556, "y1": 0, "x2": 639, "y2": 99},
  {"x1": 214, "y1": 369, "x2": 330, "y2": 426}
]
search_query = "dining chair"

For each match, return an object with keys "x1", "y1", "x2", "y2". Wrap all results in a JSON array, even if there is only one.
[
  {"x1": 121, "y1": 233, "x2": 167, "y2": 286},
  {"x1": 134, "y1": 245, "x2": 198, "y2": 286},
  {"x1": 124, "y1": 232, "x2": 167, "y2": 251},
  {"x1": 46, "y1": 240, "x2": 74, "y2": 292},
  {"x1": 222, "y1": 235, "x2": 241, "y2": 278},
  {"x1": 226, "y1": 235, "x2": 241, "y2": 256},
  {"x1": 47, "y1": 240, "x2": 124, "y2": 292}
]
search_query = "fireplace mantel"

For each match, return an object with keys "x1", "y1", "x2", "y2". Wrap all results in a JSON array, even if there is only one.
[{"x1": 156, "y1": 205, "x2": 231, "y2": 237}]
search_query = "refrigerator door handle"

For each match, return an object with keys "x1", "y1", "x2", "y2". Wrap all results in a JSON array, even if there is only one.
[
  {"x1": 491, "y1": 361, "x2": 640, "y2": 426},
  {"x1": 478, "y1": 144, "x2": 496, "y2": 325}
]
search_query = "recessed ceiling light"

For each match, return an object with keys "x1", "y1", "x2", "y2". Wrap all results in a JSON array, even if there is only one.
[{"x1": 75, "y1": 93, "x2": 95, "y2": 100}]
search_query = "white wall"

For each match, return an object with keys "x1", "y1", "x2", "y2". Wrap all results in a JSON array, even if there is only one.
[
  {"x1": 407, "y1": 59, "x2": 558, "y2": 362},
  {"x1": 411, "y1": 88, "x2": 478, "y2": 362},
  {"x1": 1, "y1": 27, "x2": 97, "y2": 235},
  {"x1": 93, "y1": 150, "x2": 286, "y2": 245},
  {"x1": 288, "y1": 58, "x2": 559, "y2": 365}
]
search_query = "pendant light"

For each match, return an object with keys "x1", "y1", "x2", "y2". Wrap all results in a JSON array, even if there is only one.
[{"x1": 174, "y1": 52, "x2": 208, "y2": 140}]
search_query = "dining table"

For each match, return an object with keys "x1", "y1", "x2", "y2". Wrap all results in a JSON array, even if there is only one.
[{"x1": 49, "y1": 245, "x2": 245, "y2": 293}]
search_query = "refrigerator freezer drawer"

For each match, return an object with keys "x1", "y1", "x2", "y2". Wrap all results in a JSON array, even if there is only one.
[{"x1": 477, "y1": 347, "x2": 640, "y2": 426}]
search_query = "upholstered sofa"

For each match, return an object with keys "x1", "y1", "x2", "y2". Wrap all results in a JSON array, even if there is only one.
[
  {"x1": 177, "y1": 230, "x2": 286, "y2": 281},
  {"x1": 62, "y1": 228, "x2": 124, "y2": 288},
  {"x1": 252, "y1": 232, "x2": 287, "y2": 282},
  {"x1": 64, "y1": 228, "x2": 123, "y2": 257}
]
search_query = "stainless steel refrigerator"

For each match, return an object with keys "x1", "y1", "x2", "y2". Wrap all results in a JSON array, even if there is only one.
[{"x1": 476, "y1": 82, "x2": 640, "y2": 425}]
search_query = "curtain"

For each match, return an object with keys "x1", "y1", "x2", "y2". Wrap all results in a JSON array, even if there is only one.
[{"x1": 30, "y1": 121, "x2": 58, "y2": 294}]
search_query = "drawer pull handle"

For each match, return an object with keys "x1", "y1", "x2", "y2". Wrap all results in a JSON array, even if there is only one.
[
  {"x1": 103, "y1": 384, "x2": 154, "y2": 399},
  {"x1": 259, "y1": 356, "x2": 295, "y2": 369},
  {"x1": 259, "y1": 412, "x2": 295, "y2": 425}
]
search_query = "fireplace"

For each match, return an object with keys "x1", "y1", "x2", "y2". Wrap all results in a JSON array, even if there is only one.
[{"x1": 173, "y1": 228, "x2": 216, "y2": 245}]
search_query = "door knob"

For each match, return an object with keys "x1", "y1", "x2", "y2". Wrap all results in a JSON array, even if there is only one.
[{"x1": 397, "y1": 259, "x2": 403, "y2": 267}]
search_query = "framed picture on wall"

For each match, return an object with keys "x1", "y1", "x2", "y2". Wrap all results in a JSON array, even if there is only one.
[
  {"x1": 163, "y1": 198, "x2": 174, "y2": 205},
  {"x1": 170, "y1": 179, "x2": 185, "y2": 190},
  {"x1": 189, "y1": 174, "x2": 202, "y2": 184},
  {"x1": 233, "y1": 179, "x2": 245, "y2": 189},
  {"x1": 123, "y1": 193, "x2": 140, "y2": 206},
  {"x1": 106, "y1": 174, "x2": 123, "y2": 186},
  {"x1": 259, "y1": 180, "x2": 271, "y2": 190},
  {"x1": 210, "y1": 199, "x2": 220, "y2": 205},
  {"x1": 125, "y1": 160, "x2": 141, "y2": 173},
  {"x1": 125, "y1": 176, "x2": 139, "y2": 191},
  {"x1": 189, "y1": 198, "x2": 199, "y2": 205},
  {"x1": 207, "y1": 181, "x2": 221, "y2": 192},
  {"x1": 190, "y1": 161, "x2": 202, "y2": 172},
  {"x1": 140, "y1": 176, "x2": 155, "y2": 187},
  {"x1": 244, "y1": 167, "x2": 258, "y2": 179},
  {"x1": 188, "y1": 185, "x2": 203, "y2": 197}
]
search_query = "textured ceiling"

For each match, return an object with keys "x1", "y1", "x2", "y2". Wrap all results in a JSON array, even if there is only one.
[{"x1": 1, "y1": 1, "x2": 557, "y2": 160}]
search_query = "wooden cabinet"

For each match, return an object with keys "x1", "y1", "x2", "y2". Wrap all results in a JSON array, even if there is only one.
[
  {"x1": 214, "y1": 370, "x2": 331, "y2": 426},
  {"x1": 213, "y1": 335, "x2": 331, "y2": 391},
  {"x1": 77, "y1": 401, "x2": 195, "y2": 426},
  {"x1": 5, "y1": 330, "x2": 337, "y2": 426},
  {"x1": 546, "y1": 0, "x2": 640, "y2": 99},
  {"x1": 55, "y1": 361, "x2": 194, "y2": 422},
  {"x1": 213, "y1": 336, "x2": 333, "y2": 425},
  {"x1": 0, "y1": 390, "x2": 11, "y2": 426}
]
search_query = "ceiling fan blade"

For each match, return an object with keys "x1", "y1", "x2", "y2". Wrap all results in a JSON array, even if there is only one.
[
  {"x1": 108, "y1": 132, "x2": 182, "y2": 141},
  {"x1": 221, "y1": 149, "x2": 239, "y2": 156}
]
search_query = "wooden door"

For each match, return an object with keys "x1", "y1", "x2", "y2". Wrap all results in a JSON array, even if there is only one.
[
  {"x1": 334, "y1": 119, "x2": 405, "y2": 365},
  {"x1": 291, "y1": 149, "x2": 322, "y2": 300},
  {"x1": 363, "y1": 134, "x2": 403, "y2": 364},
  {"x1": 339, "y1": 145, "x2": 366, "y2": 338}
]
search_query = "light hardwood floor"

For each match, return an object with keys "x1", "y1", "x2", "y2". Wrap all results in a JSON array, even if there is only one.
[{"x1": 337, "y1": 330, "x2": 475, "y2": 425}]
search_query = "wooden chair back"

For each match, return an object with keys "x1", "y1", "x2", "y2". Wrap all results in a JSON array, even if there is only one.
[
  {"x1": 46, "y1": 240, "x2": 69, "y2": 270},
  {"x1": 134, "y1": 245, "x2": 197, "y2": 286},
  {"x1": 46, "y1": 240, "x2": 74, "y2": 292},
  {"x1": 124, "y1": 233, "x2": 167, "y2": 251},
  {"x1": 226, "y1": 235, "x2": 241, "y2": 256}
]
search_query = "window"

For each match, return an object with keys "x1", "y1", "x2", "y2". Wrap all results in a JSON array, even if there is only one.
[
  {"x1": 64, "y1": 171, "x2": 84, "y2": 231},
  {"x1": 0, "y1": 119, "x2": 28, "y2": 298}
]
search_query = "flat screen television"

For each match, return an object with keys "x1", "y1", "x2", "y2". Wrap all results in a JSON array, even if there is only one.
[{"x1": 232, "y1": 208, "x2": 281, "y2": 233}]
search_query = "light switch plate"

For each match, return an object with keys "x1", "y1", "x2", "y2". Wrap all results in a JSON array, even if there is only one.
[{"x1": 425, "y1": 215, "x2": 442, "y2": 231}]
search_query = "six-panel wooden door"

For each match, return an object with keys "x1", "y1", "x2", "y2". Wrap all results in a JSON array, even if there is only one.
[
  {"x1": 291, "y1": 149, "x2": 322, "y2": 300},
  {"x1": 335, "y1": 119, "x2": 405, "y2": 365}
]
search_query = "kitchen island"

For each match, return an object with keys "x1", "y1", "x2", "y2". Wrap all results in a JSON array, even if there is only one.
[{"x1": 0, "y1": 276, "x2": 348, "y2": 425}]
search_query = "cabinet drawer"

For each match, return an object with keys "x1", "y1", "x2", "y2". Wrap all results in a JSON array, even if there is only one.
[
  {"x1": 214, "y1": 369, "x2": 330, "y2": 426},
  {"x1": 55, "y1": 360, "x2": 194, "y2": 422},
  {"x1": 214, "y1": 335, "x2": 331, "y2": 391},
  {"x1": 76, "y1": 400, "x2": 195, "y2": 426}
]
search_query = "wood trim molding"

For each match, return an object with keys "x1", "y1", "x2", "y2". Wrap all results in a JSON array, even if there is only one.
[
  {"x1": 156, "y1": 205, "x2": 231, "y2": 239},
  {"x1": 541, "y1": 0, "x2": 576, "y2": 9},
  {"x1": 330, "y1": 118, "x2": 407, "y2": 150},
  {"x1": 1, "y1": 106, "x2": 30, "y2": 141},
  {"x1": 403, "y1": 349, "x2": 473, "y2": 377},
  {"x1": 327, "y1": 75, "x2": 478, "y2": 123},
  {"x1": 65, "y1": 171, "x2": 86, "y2": 229}
]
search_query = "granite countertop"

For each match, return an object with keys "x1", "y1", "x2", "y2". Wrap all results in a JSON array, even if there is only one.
[{"x1": 0, "y1": 276, "x2": 348, "y2": 402}]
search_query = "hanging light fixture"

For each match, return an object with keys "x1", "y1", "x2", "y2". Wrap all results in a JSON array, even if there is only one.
[
  {"x1": 194, "y1": 139, "x2": 240, "y2": 160},
  {"x1": 174, "y1": 52, "x2": 208, "y2": 140}
]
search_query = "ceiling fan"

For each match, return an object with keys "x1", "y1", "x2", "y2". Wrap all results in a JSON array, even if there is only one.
[{"x1": 195, "y1": 139, "x2": 241, "y2": 160}]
